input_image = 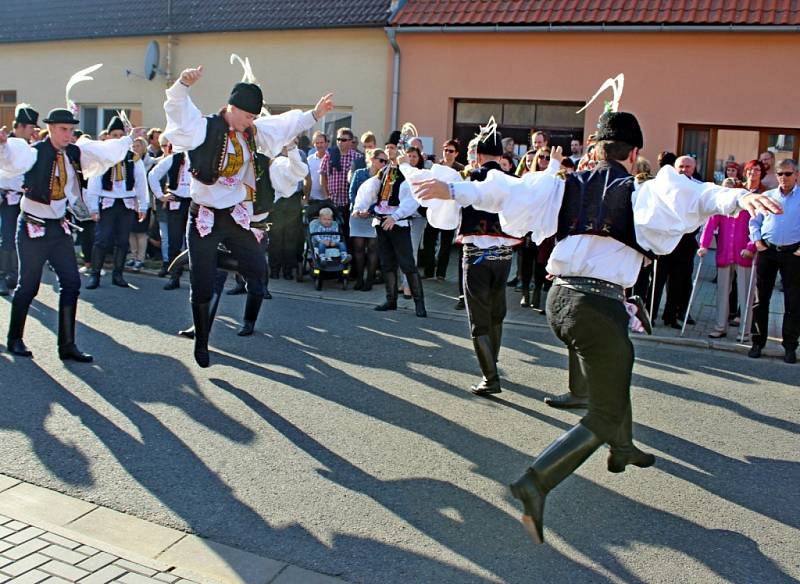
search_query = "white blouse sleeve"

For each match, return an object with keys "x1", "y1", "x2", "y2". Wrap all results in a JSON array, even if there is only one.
[
  {"x1": 253, "y1": 110, "x2": 317, "y2": 158},
  {"x1": 133, "y1": 160, "x2": 148, "y2": 212},
  {"x1": 147, "y1": 155, "x2": 171, "y2": 200},
  {"x1": 86, "y1": 176, "x2": 102, "y2": 214},
  {"x1": 163, "y1": 81, "x2": 208, "y2": 152},
  {"x1": 77, "y1": 136, "x2": 133, "y2": 178},
  {"x1": 401, "y1": 163, "x2": 463, "y2": 230},
  {"x1": 393, "y1": 181, "x2": 420, "y2": 221},
  {"x1": 353, "y1": 175, "x2": 380, "y2": 212},
  {"x1": 633, "y1": 165, "x2": 743, "y2": 256},
  {"x1": 0, "y1": 138, "x2": 37, "y2": 176},
  {"x1": 269, "y1": 149, "x2": 309, "y2": 200}
]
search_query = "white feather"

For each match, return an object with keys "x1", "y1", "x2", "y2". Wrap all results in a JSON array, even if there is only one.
[
  {"x1": 576, "y1": 73, "x2": 625, "y2": 114},
  {"x1": 116, "y1": 109, "x2": 133, "y2": 131},
  {"x1": 230, "y1": 53, "x2": 256, "y2": 84},
  {"x1": 478, "y1": 115, "x2": 498, "y2": 145},
  {"x1": 65, "y1": 64, "x2": 103, "y2": 113}
]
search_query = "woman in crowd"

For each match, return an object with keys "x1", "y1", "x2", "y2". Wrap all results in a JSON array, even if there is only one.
[
  {"x1": 128, "y1": 137, "x2": 151, "y2": 271},
  {"x1": 722, "y1": 161, "x2": 742, "y2": 187},
  {"x1": 525, "y1": 147, "x2": 555, "y2": 313},
  {"x1": 400, "y1": 146, "x2": 427, "y2": 299},
  {"x1": 348, "y1": 148, "x2": 386, "y2": 290}
]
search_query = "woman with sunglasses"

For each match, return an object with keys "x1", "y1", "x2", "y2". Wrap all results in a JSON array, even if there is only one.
[{"x1": 348, "y1": 148, "x2": 387, "y2": 290}]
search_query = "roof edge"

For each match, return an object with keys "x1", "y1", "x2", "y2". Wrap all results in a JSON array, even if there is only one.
[{"x1": 390, "y1": 24, "x2": 800, "y2": 33}]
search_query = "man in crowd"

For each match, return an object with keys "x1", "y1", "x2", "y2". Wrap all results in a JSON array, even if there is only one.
[
  {"x1": 531, "y1": 130, "x2": 549, "y2": 151},
  {"x1": 306, "y1": 130, "x2": 328, "y2": 202},
  {"x1": 147, "y1": 127, "x2": 163, "y2": 158},
  {"x1": 749, "y1": 158, "x2": 800, "y2": 364},
  {"x1": 320, "y1": 127, "x2": 361, "y2": 240},
  {"x1": 759, "y1": 150, "x2": 779, "y2": 190},
  {"x1": 569, "y1": 138, "x2": 583, "y2": 164}
]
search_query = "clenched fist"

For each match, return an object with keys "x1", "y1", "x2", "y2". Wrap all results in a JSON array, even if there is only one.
[{"x1": 179, "y1": 66, "x2": 204, "y2": 87}]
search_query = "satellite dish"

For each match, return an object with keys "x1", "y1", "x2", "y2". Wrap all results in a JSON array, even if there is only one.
[{"x1": 144, "y1": 41, "x2": 160, "y2": 81}]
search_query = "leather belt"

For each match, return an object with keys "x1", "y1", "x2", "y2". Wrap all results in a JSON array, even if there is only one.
[
  {"x1": 189, "y1": 202, "x2": 235, "y2": 216},
  {"x1": 764, "y1": 240, "x2": 800, "y2": 253},
  {"x1": 553, "y1": 276, "x2": 625, "y2": 302},
  {"x1": 463, "y1": 244, "x2": 514, "y2": 261}
]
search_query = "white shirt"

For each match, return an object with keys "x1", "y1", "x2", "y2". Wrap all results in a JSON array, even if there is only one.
[
  {"x1": 353, "y1": 173, "x2": 418, "y2": 227},
  {"x1": 86, "y1": 158, "x2": 148, "y2": 214},
  {"x1": 448, "y1": 162, "x2": 745, "y2": 288},
  {"x1": 0, "y1": 135, "x2": 133, "y2": 219},
  {"x1": 162, "y1": 80, "x2": 318, "y2": 209},
  {"x1": 271, "y1": 148, "x2": 309, "y2": 202},
  {"x1": 306, "y1": 150, "x2": 326, "y2": 200},
  {"x1": 148, "y1": 153, "x2": 193, "y2": 200}
]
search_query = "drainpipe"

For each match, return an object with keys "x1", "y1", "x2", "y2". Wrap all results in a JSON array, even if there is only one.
[
  {"x1": 386, "y1": 28, "x2": 401, "y2": 131},
  {"x1": 165, "y1": 0, "x2": 174, "y2": 83}
]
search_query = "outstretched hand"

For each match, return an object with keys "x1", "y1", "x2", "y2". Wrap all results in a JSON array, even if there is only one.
[
  {"x1": 128, "y1": 127, "x2": 147, "y2": 140},
  {"x1": 180, "y1": 66, "x2": 204, "y2": 87},
  {"x1": 314, "y1": 93, "x2": 334, "y2": 119},
  {"x1": 740, "y1": 192, "x2": 783, "y2": 217},
  {"x1": 550, "y1": 145, "x2": 564, "y2": 163},
  {"x1": 413, "y1": 178, "x2": 450, "y2": 201}
]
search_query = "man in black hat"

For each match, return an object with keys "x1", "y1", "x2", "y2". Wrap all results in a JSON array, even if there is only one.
[
  {"x1": 0, "y1": 108, "x2": 144, "y2": 360},
  {"x1": 163, "y1": 65, "x2": 333, "y2": 367},
  {"x1": 85, "y1": 116, "x2": 148, "y2": 289},
  {"x1": 416, "y1": 109, "x2": 781, "y2": 544},
  {"x1": 352, "y1": 130, "x2": 426, "y2": 317},
  {"x1": 0, "y1": 104, "x2": 39, "y2": 296}
]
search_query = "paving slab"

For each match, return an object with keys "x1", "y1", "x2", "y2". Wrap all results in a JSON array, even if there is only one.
[
  {"x1": 0, "y1": 477, "x2": 20, "y2": 495},
  {"x1": 0, "y1": 484, "x2": 96, "y2": 527},
  {"x1": 163, "y1": 536, "x2": 284, "y2": 584},
  {"x1": 68, "y1": 508, "x2": 183, "y2": 559}
]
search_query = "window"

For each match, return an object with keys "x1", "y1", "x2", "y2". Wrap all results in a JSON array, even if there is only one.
[
  {"x1": 79, "y1": 105, "x2": 141, "y2": 139},
  {"x1": 679, "y1": 124, "x2": 800, "y2": 182},
  {"x1": 270, "y1": 105, "x2": 353, "y2": 145},
  {"x1": 0, "y1": 90, "x2": 17, "y2": 129}
]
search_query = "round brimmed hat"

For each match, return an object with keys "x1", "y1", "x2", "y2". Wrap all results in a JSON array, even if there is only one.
[
  {"x1": 15, "y1": 105, "x2": 39, "y2": 126},
  {"x1": 228, "y1": 82, "x2": 263, "y2": 115},
  {"x1": 43, "y1": 108, "x2": 80, "y2": 125},
  {"x1": 595, "y1": 111, "x2": 643, "y2": 149}
]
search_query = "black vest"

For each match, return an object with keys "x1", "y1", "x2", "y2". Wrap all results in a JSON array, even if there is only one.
[
  {"x1": 556, "y1": 160, "x2": 655, "y2": 259},
  {"x1": 101, "y1": 150, "x2": 135, "y2": 192},
  {"x1": 459, "y1": 161, "x2": 509, "y2": 239},
  {"x1": 187, "y1": 115, "x2": 272, "y2": 214},
  {"x1": 167, "y1": 152, "x2": 186, "y2": 191},
  {"x1": 22, "y1": 139, "x2": 82, "y2": 205},
  {"x1": 373, "y1": 166, "x2": 404, "y2": 212}
]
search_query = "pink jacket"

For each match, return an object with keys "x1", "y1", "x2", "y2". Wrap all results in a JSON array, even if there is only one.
[{"x1": 700, "y1": 213, "x2": 756, "y2": 267}]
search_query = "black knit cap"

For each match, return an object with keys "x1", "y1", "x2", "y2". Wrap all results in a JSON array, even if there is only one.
[
  {"x1": 595, "y1": 111, "x2": 643, "y2": 149},
  {"x1": 228, "y1": 82, "x2": 263, "y2": 115},
  {"x1": 386, "y1": 130, "x2": 402, "y2": 146},
  {"x1": 42, "y1": 108, "x2": 79, "y2": 125},
  {"x1": 106, "y1": 116, "x2": 125, "y2": 133},
  {"x1": 476, "y1": 130, "x2": 504, "y2": 157},
  {"x1": 15, "y1": 105, "x2": 39, "y2": 126}
]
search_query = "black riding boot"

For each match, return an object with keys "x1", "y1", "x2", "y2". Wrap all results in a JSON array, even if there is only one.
[
  {"x1": 374, "y1": 270, "x2": 398, "y2": 311},
  {"x1": 0, "y1": 250, "x2": 9, "y2": 296},
  {"x1": 530, "y1": 286, "x2": 541, "y2": 310},
  {"x1": 191, "y1": 302, "x2": 211, "y2": 368},
  {"x1": 111, "y1": 248, "x2": 130, "y2": 288},
  {"x1": 85, "y1": 246, "x2": 105, "y2": 289},
  {"x1": 163, "y1": 264, "x2": 182, "y2": 290},
  {"x1": 607, "y1": 406, "x2": 655, "y2": 473},
  {"x1": 5, "y1": 249, "x2": 18, "y2": 289},
  {"x1": 510, "y1": 423, "x2": 603, "y2": 544},
  {"x1": 237, "y1": 293, "x2": 263, "y2": 336},
  {"x1": 6, "y1": 301, "x2": 32, "y2": 357},
  {"x1": 407, "y1": 272, "x2": 426, "y2": 317},
  {"x1": 179, "y1": 281, "x2": 224, "y2": 339},
  {"x1": 226, "y1": 273, "x2": 247, "y2": 295},
  {"x1": 470, "y1": 335, "x2": 501, "y2": 395},
  {"x1": 519, "y1": 287, "x2": 531, "y2": 307},
  {"x1": 57, "y1": 302, "x2": 93, "y2": 362}
]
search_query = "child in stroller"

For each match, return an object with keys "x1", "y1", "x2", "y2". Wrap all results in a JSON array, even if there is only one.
[{"x1": 304, "y1": 204, "x2": 351, "y2": 289}]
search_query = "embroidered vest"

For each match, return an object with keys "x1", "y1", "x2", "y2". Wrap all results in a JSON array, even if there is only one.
[
  {"x1": 22, "y1": 139, "x2": 82, "y2": 205},
  {"x1": 101, "y1": 150, "x2": 135, "y2": 192},
  {"x1": 458, "y1": 161, "x2": 509, "y2": 238}
]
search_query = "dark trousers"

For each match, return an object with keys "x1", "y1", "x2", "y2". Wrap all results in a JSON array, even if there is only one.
[
  {"x1": 166, "y1": 198, "x2": 191, "y2": 264},
  {"x1": 419, "y1": 224, "x2": 455, "y2": 278},
  {"x1": 94, "y1": 198, "x2": 135, "y2": 252},
  {"x1": 188, "y1": 208, "x2": 266, "y2": 303},
  {"x1": 457, "y1": 245, "x2": 464, "y2": 295},
  {"x1": 336, "y1": 204, "x2": 351, "y2": 244},
  {"x1": 548, "y1": 285, "x2": 633, "y2": 441},
  {"x1": 1, "y1": 202, "x2": 20, "y2": 251},
  {"x1": 376, "y1": 224, "x2": 418, "y2": 276},
  {"x1": 269, "y1": 193, "x2": 303, "y2": 272},
  {"x1": 656, "y1": 232, "x2": 698, "y2": 324},
  {"x1": 519, "y1": 237, "x2": 537, "y2": 289},
  {"x1": 463, "y1": 251, "x2": 511, "y2": 338},
  {"x1": 12, "y1": 216, "x2": 80, "y2": 310},
  {"x1": 76, "y1": 220, "x2": 95, "y2": 263},
  {"x1": 752, "y1": 247, "x2": 800, "y2": 350}
]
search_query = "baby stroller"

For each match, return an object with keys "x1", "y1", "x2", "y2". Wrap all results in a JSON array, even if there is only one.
[{"x1": 299, "y1": 200, "x2": 351, "y2": 290}]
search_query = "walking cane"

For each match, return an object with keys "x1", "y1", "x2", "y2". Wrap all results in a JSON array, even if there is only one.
[
  {"x1": 649, "y1": 258, "x2": 658, "y2": 319},
  {"x1": 681, "y1": 255, "x2": 705, "y2": 336},
  {"x1": 739, "y1": 252, "x2": 758, "y2": 343}
]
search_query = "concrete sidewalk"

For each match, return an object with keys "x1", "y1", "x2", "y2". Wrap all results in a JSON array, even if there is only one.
[{"x1": 0, "y1": 475, "x2": 348, "y2": 584}]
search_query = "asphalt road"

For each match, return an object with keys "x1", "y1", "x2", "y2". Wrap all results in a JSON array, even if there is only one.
[{"x1": 0, "y1": 271, "x2": 798, "y2": 584}]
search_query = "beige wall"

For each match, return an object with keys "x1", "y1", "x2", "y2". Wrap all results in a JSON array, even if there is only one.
[
  {"x1": 394, "y1": 31, "x2": 800, "y2": 161},
  {"x1": 1, "y1": 28, "x2": 390, "y2": 141}
]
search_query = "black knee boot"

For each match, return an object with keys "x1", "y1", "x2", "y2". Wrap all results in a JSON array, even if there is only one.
[
  {"x1": 607, "y1": 406, "x2": 655, "y2": 473},
  {"x1": 226, "y1": 273, "x2": 247, "y2": 295},
  {"x1": 112, "y1": 248, "x2": 129, "y2": 288},
  {"x1": 0, "y1": 250, "x2": 10, "y2": 296},
  {"x1": 5, "y1": 249, "x2": 18, "y2": 289},
  {"x1": 57, "y1": 302, "x2": 93, "y2": 362},
  {"x1": 85, "y1": 246, "x2": 105, "y2": 289},
  {"x1": 6, "y1": 300, "x2": 32, "y2": 357},
  {"x1": 374, "y1": 270, "x2": 398, "y2": 311},
  {"x1": 179, "y1": 280, "x2": 224, "y2": 339},
  {"x1": 510, "y1": 423, "x2": 603, "y2": 544},
  {"x1": 407, "y1": 272, "x2": 426, "y2": 317},
  {"x1": 237, "y1": 293, "x2": 263, "y2": 336},
  {"x1": 470, "y1": 335, "x2": 500, "y2": 395},
  {"x1": 191, "y1": 302, "x2": 211, "y2": 368}
]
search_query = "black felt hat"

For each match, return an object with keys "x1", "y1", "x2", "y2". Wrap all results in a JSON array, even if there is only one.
[
  {"x1": 14, "y1": 105, "x2": 39, "y2": 126},
  {"x1": 386, "y1": 130, "x2": 402, "y2": 146},
  {"x1": 42, "y1": 108, "x2": 79, "y2": 125},
  {"x1": 476, "y1": 130, "x2": 504, "y2": 157},
  {"x1": 106, "y1": 116, "x2": 125, "y2": 133},
  {"x1": 228, "y1": 82, "x2": 263, "y2": 115},
  {"x1": 595, "y1": 111, "x2": 643, "y2": 149}
]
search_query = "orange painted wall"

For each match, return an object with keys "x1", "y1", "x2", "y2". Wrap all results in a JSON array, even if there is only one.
[{"x1": 394, "y1": 31, "x2": 799, "y2": 160}]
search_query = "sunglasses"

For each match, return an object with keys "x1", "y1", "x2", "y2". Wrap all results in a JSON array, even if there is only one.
[
  {"x1": 540, "y1": 156, "x2": 551, "y2": 161},
  {"x1": 336, "y1": 137, "x2": 352, "y2": 142},
  {"x1": 443, "y1": 149, "x2": 456, "y2": 154},
  {"x1": 375, "y1": 158, "x2": 389, "y2": 164},
  {"x1": 776, "y1": 171, "x2": 795, "y2": 177}
]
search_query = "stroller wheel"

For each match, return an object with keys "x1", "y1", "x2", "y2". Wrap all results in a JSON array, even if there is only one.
[{"x1": 315, "y1": 278, "x2": 323, "y2": 291}]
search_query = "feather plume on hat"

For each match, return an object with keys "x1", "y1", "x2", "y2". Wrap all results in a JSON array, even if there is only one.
[
  {"x1": 576, "y1": 73, "x2": 625, "y2": 114},
  {"x1": 65, "y1": 64, "x2": 103, "y2": 116},
  {"x1": 230, "y1": 53, "x2": 269, "y2": 115}
]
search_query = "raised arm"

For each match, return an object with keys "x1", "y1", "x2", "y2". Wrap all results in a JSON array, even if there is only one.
[
  {"x1": 269, "y1": 148, "x2": 309, "y2": 199},
  {"x1": 78, "y1": 134, "x2": 137, "y2": 178},
  {"x1": 147, "y1": 155, "x2": 172, "y2": 200},
  {"x1": 353, "y1": 175, "x2": 380, "y2": 212},
  {"x1": 254, "y1": 93, "x2": 333, "y2": 158},
  {"x1": 0, "y1": 135, "x2": 37, "y2": 176},
  {"x1": 163, "y1": 67, "x2": 208, "y2": 152}
]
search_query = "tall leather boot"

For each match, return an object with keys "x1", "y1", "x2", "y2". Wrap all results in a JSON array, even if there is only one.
[
  {"x1": 510, "y1": 423, "x2": 603, "y2": 544},
  {"x1": 490, "y1": 323, "x2": 503, "y2": 364},
  {"x1": 111, "y1": 248, "x2": 130, "y2": 288},
  {"x1": 57, "y1": 302, "x2": 93, "y2": 362},
  {"x1": 545, "y1": 350, "x2": 590, "y2": 409},
  {"x1": 163, "y1": 264, "x2": 181, "y2": 290},
  {"x1": 519, "y1": 287, "x2": 531, "y2": 307},
  {"x1": 191, "y1": 302, "x2": 211, "y2": 368},
  {"x1": 6, "y1": 301, "x2": 32, "y2": 357},
  {"x1": 530, "y1": 286, "x2": 541, "y2": 310},
  {"x1": 226, "y1": 273, "x2": 247, "y2": 295},
  {"x1": 374, "y1": 270, "x2": 398, "y2": 311},
  {"x1": 6, "y1": 249, "x2": 19, "y2": 289},
  {"x1": 607, "y1": 406, "x2": 655, "y2": 473},
  {"x1": 237, "y1": 293, "x2": 263, "y2": 336},
  {"x1": 470, "y1": 335, "x2": 500, "y2": 395},
  {"x1": 179, "y1": 279, "x2": 224, "y2": 340},
  {"x1": 0, "y1": 250, "x2": 9, "y2": 296},
  {"x1": 85, "y1": 246, "x2": 105, "y2": 289},
  {"x1": 536, "y1": 289, "x2": 548, "y2": 316},
  {"x1": 407, "y1": 272, "x2": 427, "y2": 317}
]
